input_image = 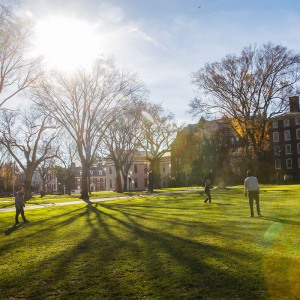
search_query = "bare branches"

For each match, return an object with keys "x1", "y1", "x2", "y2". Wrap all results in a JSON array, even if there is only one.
[
  {"x1": 190, "y1": 43, "x2": 300, "y2": 162},
  {"x1": 190, "y1": 43, "x2": 300, "y2": 119},
  {"x1": 31, "y1": 58, "x2": 147, "y2": 199},
  {"x1": 0, "y1": 3, "x2": 41, "y2": 107},
  {"x1": 0, "y1": 108, "x2": 60, "y2": 199}
]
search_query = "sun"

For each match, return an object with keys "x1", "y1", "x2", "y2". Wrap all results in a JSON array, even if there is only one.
[{"x1": 32, "y1": 16, "x2": 101, "y2": 72}]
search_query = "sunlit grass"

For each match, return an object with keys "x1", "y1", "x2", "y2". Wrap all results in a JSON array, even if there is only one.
[{"x1": 0, "y1": 185, "x2": 299, "y2": 299}]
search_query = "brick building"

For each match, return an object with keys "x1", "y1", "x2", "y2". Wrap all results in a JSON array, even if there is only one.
[{"x1": 269, "y1": 96, "x2": 300, "y2": 183}]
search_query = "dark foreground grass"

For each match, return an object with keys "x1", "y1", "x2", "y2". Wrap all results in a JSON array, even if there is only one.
[{"x1": 0, "y1": 185, "x2": 299, "y2": 299}]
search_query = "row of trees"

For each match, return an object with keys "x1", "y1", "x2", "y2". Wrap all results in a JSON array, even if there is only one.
[
  {"x1": 2, "y1": 1, "x2": 300, "y2": 197},
  {"x1": 0, "y1": 1, "x2": 178, "y2": 200}
]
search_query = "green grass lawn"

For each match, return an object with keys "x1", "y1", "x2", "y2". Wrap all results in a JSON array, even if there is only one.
[{"x1": 0, "y1": 185, "x2": 299, "y2": 299}]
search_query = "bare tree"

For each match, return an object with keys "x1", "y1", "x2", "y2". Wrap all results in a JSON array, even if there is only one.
[
  {"x1": 0, "y1": 109, "x2": 60, "y2": 200},
  {"x1": 0, "y1": 2, "x2": 41, "y2": 108},
  {"x1": 52, "y1": 136, "x2": 79, "y2": 194},
  {"x1": 139, "y1": 103, "x2": 178, "y2": 189},
  {"x1": 37, "y1": 157, "x2": 56, "y2": 195},
  {"x1": 103, "y1": 99, "x2": 147, "y2": 192},
  {"x1": 190, "y1": 43, "x2": 300, "y2": 170},
  {"x1": 32, "y1": 58, "x2": 147, "y2": 200}
]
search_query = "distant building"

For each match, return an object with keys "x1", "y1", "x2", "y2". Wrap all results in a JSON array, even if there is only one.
[
  {"x1": 106, "y1": 151, "x2": 171, "y2": 191},
  {"x1": 269, "y1": 96, "x2": 300, "y2": 183},
  {"x1": 73, "y1": 163, "x2": 106, "y2": 192},
  {"x1": 31, "y1": 171, "x2": 58, "y2": 193},
  {"x1": 171, "y1": 117, "x2": 243, "y2": 186}
]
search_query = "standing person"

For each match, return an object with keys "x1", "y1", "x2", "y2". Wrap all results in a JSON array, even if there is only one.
[
  {"x1": 244, "y1": 170, "x2": 261, "y2": 217},
  {"x1": 15, "y1": 186, "x2": 29, "y2": 225},
  {"x1": 204, "y1": 179, "x2": 212, "y2": 203}
]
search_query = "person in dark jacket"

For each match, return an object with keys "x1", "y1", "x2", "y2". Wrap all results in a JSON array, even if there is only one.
[
  {"x1": 15, "y1": 186, "x2": 29, "y2": 225},
  {"x1": 204, "y1": 179, "x2": 212, "y2": 203}
]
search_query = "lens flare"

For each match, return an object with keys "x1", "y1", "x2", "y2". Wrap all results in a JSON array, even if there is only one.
[{"x1": 141, "y1": 111, "x2": 154, "y2": 123}]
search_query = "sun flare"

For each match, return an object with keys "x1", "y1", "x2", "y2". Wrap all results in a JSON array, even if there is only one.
[{"x1": 33, "y1": 16, "x2": 101, "y2": 72}]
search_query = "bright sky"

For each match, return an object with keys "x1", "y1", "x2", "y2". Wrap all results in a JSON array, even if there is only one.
[{"x1": 18, "y1": 0, "x2": 300, "y2": 125}]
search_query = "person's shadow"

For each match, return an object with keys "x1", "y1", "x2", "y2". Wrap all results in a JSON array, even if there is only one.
[{"x1": 4, "y1": 224, "x2": 19, "y2": 236}]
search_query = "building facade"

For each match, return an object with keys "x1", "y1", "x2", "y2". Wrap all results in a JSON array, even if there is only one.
[
  {"x1": 171, "y1": 117, "x2": 243, "y2": 186},
  {"x1": 31, "y1": 171, "x2": 58, "y2": 193},
  {"x1": 73, "y1": 164, "x2": 106, "y2": 192},
  {"x1": 106, "y1": 152, "x2": 171, "y2": 191},
  {"x1": 269, "y1": 96, "x2": 300, "y2": 183}
]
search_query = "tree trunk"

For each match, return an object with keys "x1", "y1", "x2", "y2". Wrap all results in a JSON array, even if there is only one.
[
  {"x1": 115, "y1": 166, "x2": 123, "y2": 193},
  {"x1": 149, "y1": 158, "x2": 161, "y2": 189},
  {"x1": 81, "y1": 160, "x2": 89, "y2": 200},
  {"x1": 24, "y1": 166, "x2": 35, "y2": 201},
  {"x1": 122, "y1": 169, "x2": 128, "y2": 192}
]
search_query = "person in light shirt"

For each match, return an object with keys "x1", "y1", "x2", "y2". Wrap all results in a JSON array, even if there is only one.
[{"x1": 244, "y1": 170, "x2": 262, "y2": 217}]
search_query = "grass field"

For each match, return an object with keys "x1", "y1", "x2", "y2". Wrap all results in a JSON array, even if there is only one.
[{"x1": 0, "y1": 185, "x2": 299, "y2": 299}]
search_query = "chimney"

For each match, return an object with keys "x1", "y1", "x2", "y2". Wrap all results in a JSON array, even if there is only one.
[{"x1": 289, "y1": 96, "x2": 300, "y2": 112}]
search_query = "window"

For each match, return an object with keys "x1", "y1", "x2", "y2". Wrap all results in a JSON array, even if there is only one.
[
  {"x1": 274, "y1": 145, "x2": 281, "y2": 155},
  {"x1": 285, "y1": 144, "x2": 292, "y2": 155},
  {"x1": 272, "y1": 121, "x2": 278, "y2": 128},
  {"x1": 297, "y1": 128, "x2": 300, "y2": 139},
  {"x1": 286, "y1": 158, "x2": 293, "y2": 169},
  {"x1": 134, "y1": 164, "x2": 138, "y2": 173},
  {"x1": 298, "y1": 143, "x2": 300, "y2": 154},
  {"x1": 109, "y1": 166, "x2": 112, "y2": 175},
  {"x1": 273, "y1": 132, "x2": 279, "y2": 142},
  {"x1": 275, "y1": 159, "x2": 281, "y2": 169},
  {"x1": 134, "y1": 178, "x2": 138, "y2": 188},
  {"x1": 284, "y1": 130, "x2": 290, "y2": 141},
  {"x1": 284, "y1": 119, "x2": 290, "y2": 127},
  {"x1": 295, "y1": 117, "x2": 300, "y2": 125},
  {"x1": 163, "y1": 163, "x2": 166, "y2": 173}
]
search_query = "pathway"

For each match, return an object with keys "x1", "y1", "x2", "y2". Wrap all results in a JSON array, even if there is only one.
[{"x1": 0, "y1": 189, "x2": 201, "y2": 213}]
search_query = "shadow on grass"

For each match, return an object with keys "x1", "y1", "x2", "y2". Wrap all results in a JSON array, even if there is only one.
[
  {"x1": 0, "y1": 200, "x2": 269, "y2": 299},
  {"x1": 4, "y1": 224, "x2": 19, "y2": 235}
]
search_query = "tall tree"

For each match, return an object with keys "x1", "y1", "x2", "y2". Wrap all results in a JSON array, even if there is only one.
[
  {"x1": 0, "y1": 109, "x2": 59, "y2": 200},
  {"x1": 139, "y1": 103, "x2": 178, "y2": 189},
  {"x1": 190, "y1": 43, "x2": 300, "y2": 172},
  {"x1": 32, "y1": 58, "x2": 146, "y2": 200},
  {"x1": 0, "y1": 2, "x2": 40, "y2": 108}
]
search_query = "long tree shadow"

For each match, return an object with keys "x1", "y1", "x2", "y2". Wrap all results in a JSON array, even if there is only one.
[{"x1": 0, "y1": 198, "x2": 271, "y2": 299}]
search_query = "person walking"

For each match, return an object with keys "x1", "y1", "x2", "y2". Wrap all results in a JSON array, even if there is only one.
[
  {"x1": 244, "y1": 170, "x2": 261, "y2": 217},
  {"x1": 204, "y1": 179, "x2": 212, "y2": 203},
  {"x1": 15, "y1": 186, "x2": 29, "y2": 225}
]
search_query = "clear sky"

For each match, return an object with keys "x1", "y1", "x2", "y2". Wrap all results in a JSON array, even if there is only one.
[{"x1": 17, "y1": 0, "x2": 300, "y2": 125}]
